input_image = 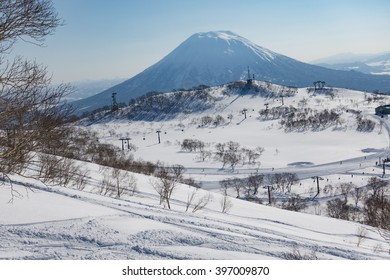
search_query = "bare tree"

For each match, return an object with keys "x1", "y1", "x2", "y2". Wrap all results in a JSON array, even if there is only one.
[
  {"x1": 0, "y1": 0, "x2": 72, "y2": 181},
  {"x1": 0, "y1": 0, "x2": 62, "y2": 52},
  {"x1": 197, "y1": 149, "x2": 212, "y2": 162},
  {"x1": 111, "y1": 168, "x2": 137, "y2": 198},
  {"x1": 246, "y1": 174, "x2": 264, "y2": 196},
  {"x1": 185, "y1": 187, "x2": 198, "y2": 212},
  {"x1": 351, "y1": 187, "x2": 364, "y2": 208},
  {"x1": 267, "y1": 173, "x2": 299, "y2": 193},
  {"x1": 214, "y1": 142, "x2": 226, "y2": 162},
  {"x1": 152, "y1": 165, "x2": 185, "y2": 209},
  {"x1": 339, "y1": 182, "x2": 354, "y2": 203},
  {"x1": 225, "y1": 141, "x2": 241, "y2": 170},
  {"x1": 220, "y1": 194, "x2": 233, "y2": 214},
  {"x1": 220, "y1": 178, "x2": 231, "y2": 196},
  {"x1": 214, "y1": 141, "x2": 242, "y2": 170},
  {"x1": 112, "y1": 168, "x2": 124, "y2": 197}
]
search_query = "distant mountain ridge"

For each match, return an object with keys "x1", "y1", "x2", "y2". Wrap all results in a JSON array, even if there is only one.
[
  {"x1": 313, "y1": 52, "x2": 390, "y2": 75},
  {"x1": 72, "y1": 31, "x2": 390, "y2": 114}
]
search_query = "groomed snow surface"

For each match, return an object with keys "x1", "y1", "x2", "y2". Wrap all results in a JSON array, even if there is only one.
[
  {"x1": 1, "y1": 172, "x2": 389, "y2": 260},
  {"x1": 1, "y1": 85, "x2": 390, "y2": 260}
]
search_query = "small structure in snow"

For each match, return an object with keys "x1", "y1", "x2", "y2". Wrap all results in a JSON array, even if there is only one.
[{"x1": 375, "y1": 104, "x2": 390, "y2": 116}]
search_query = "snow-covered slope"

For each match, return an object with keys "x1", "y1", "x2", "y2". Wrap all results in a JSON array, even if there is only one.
[
  {"x1": 1, "y1": 169, "x2": 389, "y2": 260},
  {"x1": 87, "y1": 81, "x2": 390, "y2": 190},
  {"x1": 2, "y1": 83, "x2": 390, "y2": 260},
  {"x1": 72, "y1": 31, "x2": 390, "y2": 114}
]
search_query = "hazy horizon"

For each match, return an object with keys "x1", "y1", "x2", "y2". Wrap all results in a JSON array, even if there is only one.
[{"x1": 11, "y1": 0, "x2": 390, "y2": 84}]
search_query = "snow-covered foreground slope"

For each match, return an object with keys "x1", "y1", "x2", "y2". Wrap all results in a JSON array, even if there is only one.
[{"x1": 1, "y1": 168, "x2": 389, "y2": 260}]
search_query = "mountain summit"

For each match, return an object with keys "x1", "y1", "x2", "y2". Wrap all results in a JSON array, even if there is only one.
[{"x1": 73, "y1": 31, "x2": 390, "y2": 113}]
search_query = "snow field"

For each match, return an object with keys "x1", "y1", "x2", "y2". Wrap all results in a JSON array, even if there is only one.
[
  {"x1": 1, "y1": 167, "x2": 390, "y2": 260},
  {"x1": 2, "y1": 85, "x2": 390, "y2": 260}
]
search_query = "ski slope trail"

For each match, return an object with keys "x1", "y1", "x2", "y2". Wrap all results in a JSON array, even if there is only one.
[{"x1": 1, "y1": 175, "x2": 390, "y2": 260}]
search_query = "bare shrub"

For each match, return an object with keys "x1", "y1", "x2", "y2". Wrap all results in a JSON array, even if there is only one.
[
  {"x1": 73, "y1": 168, "x2": 89, "y2": 191},
  {"x1": 97, "y1": 167, "x2": 137, "y2": 197},
  {"x1": 38, "y1": 154, "x2": 79, "y2": 187},
  {"x1": 181, "y1": 139, "x2": 205, "y2": 152},
  {"x1": 192, "y1": 193, "x2": 212, "y2": 213},
  {"x1": 100, "y1": 176, "x2": 115, "y2": 196},
  {"x1": 356, "y1": 114, "x2": 376, "y2": 132},
  {"x1": 326, "y1": 198, "x2": 351, "y2": 220},
  {"x1": 356, "y1": 226, "x2": 368, "y2": 247},
  {"x1": 340, "y1": 182, "x2": 354, "y2": 202},
  {"x1": 282, "y1": 194, "x2": 308, "y2": 212},
  {"x1": 200, "y1": 115, "x2": 213, "y2": 126},
  {"x1": 364, "y1": 178, "x2": 390, "y2": 230},
  {"x1": 323, "y1": 184, "x2": 333, "y2": 195},
  {"x1": 282, "y1": 245, "x2": 318, "y2": 260},
  {"x1": 38, "y1": 154, "x2": 63, "y2": 183},
  {"x1": 181, "y1": 177, "x2": 202, "y2": 189},
  {"x1": 57, "y1": 158, "x2": 79, "y2": 187}
]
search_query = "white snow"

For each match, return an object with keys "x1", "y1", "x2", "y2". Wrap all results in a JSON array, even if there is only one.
[
  {"x1": 2, "y1": 84, "x2": 390, "y2": 260},
  {"x1": 1, "y1": 171, "x2": 389, "y2": 260}
]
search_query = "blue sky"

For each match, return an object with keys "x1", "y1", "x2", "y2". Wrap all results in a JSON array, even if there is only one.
[{"x1": 12, "y1": 0, "x2": 390, "y2": 83}]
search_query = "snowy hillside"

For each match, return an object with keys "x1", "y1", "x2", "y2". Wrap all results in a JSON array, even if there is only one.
[
  {"x1": 71, "y1": 31, "x2": 390, "y2": 114},
  {"x1": 2, "y1": 81, "x2": 390, "y2": 260},
  {"x1": 1, "y1": 165, "x2": 390, "y2": 260},
  {"x1": 88, "y1": 80, "x2": 388, "y2": 175},
  {"x1": 86, "y1": 80, "x2": 390, "y2": 221}
]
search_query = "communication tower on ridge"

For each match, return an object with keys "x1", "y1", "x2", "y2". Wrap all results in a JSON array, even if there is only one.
[
  {"x1": 112, "y1": 92, "x2": 119, "y2": 112},
  {"x1": 246, "y1": 66, "x2": 253, "y2": 85}
]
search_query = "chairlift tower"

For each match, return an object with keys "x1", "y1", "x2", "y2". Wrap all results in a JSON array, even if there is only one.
[
  {"x1": 156, "y1": 130, "x2": 161, "y2": 144},
  {"x1": 242, "y1": 108, "x2": 248, "y2": 119},
  {"x1": 119, "y1": 137, "x2": 132, "y2": 151},
  {"x1": 263, "y1": 185, "x2": 273, "y2": 205},
  {"x1": 382, "y1": 157, "x2": 390, "y2": 177},
  {"x1": 311, "y1": 176, "x2": 324, "y2": 200}
]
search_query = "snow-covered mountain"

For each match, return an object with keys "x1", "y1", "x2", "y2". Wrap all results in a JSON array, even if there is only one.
[
  {"x1": 314, "y1": 52, "x2": 390, "y2": 76},
  {"x1": 72, "y1": 31, "x2": 390, "y2": 114}
]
